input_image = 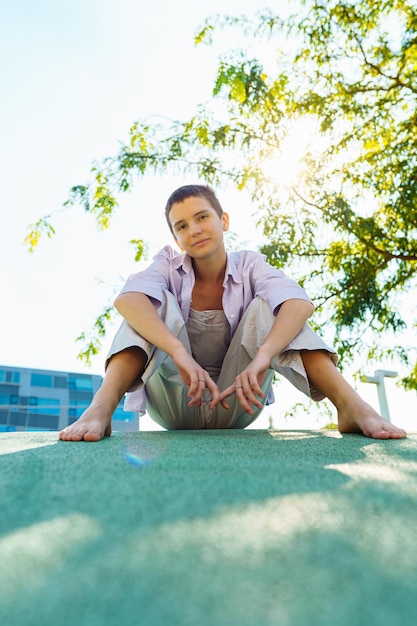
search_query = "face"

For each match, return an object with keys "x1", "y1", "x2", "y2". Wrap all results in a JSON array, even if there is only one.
[{"x1": 169, "y1": 196, "x2": 229, "y2": 260}]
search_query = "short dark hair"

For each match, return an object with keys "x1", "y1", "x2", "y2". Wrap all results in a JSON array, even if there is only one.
[{"x1": 164, "y1": 185, "x2": 223, "y2": 234}]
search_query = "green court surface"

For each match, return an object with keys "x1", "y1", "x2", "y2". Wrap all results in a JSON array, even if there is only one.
[{"x1": 1, "y1": 429, "x2": 417, "y2": 626}]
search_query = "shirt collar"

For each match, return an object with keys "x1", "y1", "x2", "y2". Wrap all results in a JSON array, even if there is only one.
[
  {"x1": 224, "y1": 252, "x2": 242, "y2": 286},
  {"x1": 171, "y1": 251, "x2": 192, "y2": 273},
  {"x1": 172, "y1": 249, "x2": 242, "y2": 284}
]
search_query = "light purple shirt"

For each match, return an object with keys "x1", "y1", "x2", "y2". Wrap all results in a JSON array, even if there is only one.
[
  {"x1": 120, "y1": 246, "x2": 312, "y2": 414},
  {"x1": 119, "y1": 245, "x2": 312, "y2": 339}
]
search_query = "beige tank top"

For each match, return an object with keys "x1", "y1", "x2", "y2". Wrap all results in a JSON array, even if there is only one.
[{"x1": 186, "y1": 308, "x2": 230, "y2": 382}]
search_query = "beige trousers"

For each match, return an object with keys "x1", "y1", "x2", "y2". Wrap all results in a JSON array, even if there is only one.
[{"x1": 107, "y1": 291, "x2": 337, "y2": 429}]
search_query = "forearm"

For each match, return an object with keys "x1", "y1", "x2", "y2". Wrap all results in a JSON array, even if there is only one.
[
  {"x1": 114, "y1": 291, "x2": 225, "y2": 409},
  {"x1": 257, "y1": 299, "x2": 315, "y2": 362},
  {"x1": 114, "y1": 292, "x2": 185, "y2": 358}
]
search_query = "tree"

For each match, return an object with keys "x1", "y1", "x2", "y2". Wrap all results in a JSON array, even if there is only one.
[{"x1": 26, "y1": 0, "x2": 417, "y2": 388}]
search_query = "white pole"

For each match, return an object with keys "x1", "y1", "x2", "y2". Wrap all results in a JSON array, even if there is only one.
[{"x1": 360, "y1": 369, "x2": 398, "y2": 422}]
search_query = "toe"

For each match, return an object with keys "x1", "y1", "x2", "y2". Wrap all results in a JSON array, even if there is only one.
[
  {"x1": 83, "y1": 430, "x2": 103, "y2": 442},
  {"x1": 59, "y1": 427, "x2": 86, "y2": 441},
  {"x1": 369, "y1": 424, "x2": 406, "y2": 440}
]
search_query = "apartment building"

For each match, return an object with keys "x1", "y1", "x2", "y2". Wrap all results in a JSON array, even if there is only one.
[{"x1": 0, "y1": 364, "x2": 139, "y2": 432}]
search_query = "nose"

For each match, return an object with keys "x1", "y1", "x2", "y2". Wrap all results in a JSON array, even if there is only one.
[{"x1": 189, "y1": 220, "x2": 202, "y2": 236}]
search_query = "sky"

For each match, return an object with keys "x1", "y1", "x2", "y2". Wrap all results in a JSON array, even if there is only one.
[{"x1": 1, "y1": 0, "x2": 415, "y2": 432}]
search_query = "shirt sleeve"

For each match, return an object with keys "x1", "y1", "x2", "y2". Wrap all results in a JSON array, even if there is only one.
[
  {"x1": 247, "y1": 252, "x2": 313, "y2": 314},
  {"x1": 118, "y1": 246, "x2": 175, "y2": 307}
]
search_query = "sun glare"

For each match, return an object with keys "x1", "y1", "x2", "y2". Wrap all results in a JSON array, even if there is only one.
[{"x1": 262, "y1": 117, "x2": 322, "y2": 189}]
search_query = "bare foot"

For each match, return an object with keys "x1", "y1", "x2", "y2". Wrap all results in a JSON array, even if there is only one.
[
  {"x1": 338, "y1": 399, "x2": 406, "y2": 439},
  {"x1": 59, "y1": 404, "x2": 112, "y2": 442}
]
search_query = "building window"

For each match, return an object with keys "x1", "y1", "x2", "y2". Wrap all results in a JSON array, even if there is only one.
[
  {"x1": 10, "y1": 395, "x2": 19, "y2": 405},
  {"x1": 29, "y1": 398, "x2": 60, "y2": 416},
  {"x1": 10, "y1": 411, "x2": 27, "y2": 426},
  {"x1": 31, "y1": 373, "x2": 53, "y2": 387},
  {"x1": 28, "y1": 414, "x2": 59, "y2": 430},
  {"x1": 0, "y1": 370, "x2": 20, "y2": 384},
  {"x1": 113, "y1": 406, "x2": 137, "y2": 423},
  {"x1": 68, "y1": 376, "x2": 93, "y2": 392},
  {"x1": 68, "y1": 401, "x2": 89, "y2": 418},
  {"x1": 54, "y1": 376, "x2": 67, "y2": 389}
]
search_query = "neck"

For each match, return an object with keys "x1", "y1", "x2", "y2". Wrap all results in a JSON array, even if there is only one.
[{"x1": 192, "y1": 249, "x2": 227, "y2": 283}]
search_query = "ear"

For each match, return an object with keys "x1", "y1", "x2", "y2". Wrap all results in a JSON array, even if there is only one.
[{"x1": 222, "y1": 212, "x2": 230, "y2": 231}]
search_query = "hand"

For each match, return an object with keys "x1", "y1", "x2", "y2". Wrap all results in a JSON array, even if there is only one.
[
  {"x1": 218, "y1": 350, "x2": 271, "y2": 415},
  {"x1": 171, "y1": 345, "x2": 229, "y2": 410}
]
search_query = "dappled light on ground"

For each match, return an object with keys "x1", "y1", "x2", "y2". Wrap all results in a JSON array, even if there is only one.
[
  {"x1": 268, "y1": 429, "x2": 343, "y2": 441},
  {"x1": 326, "y1": 439, "x2": 417, "y2": 495},
  {"x1": 0, "y1": 514, "x2": 101, "y2": 598},
  {"x1": 1, "y1": 430, "x2": 416, "y2": 626},
  {"x1": 0, "y1": 435, "x2": 57, "y2": 456}
]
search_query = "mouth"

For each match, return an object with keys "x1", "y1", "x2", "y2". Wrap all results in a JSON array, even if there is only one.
[{"x1": 193, "y1": 238, "x2": 209, "y2": 247}]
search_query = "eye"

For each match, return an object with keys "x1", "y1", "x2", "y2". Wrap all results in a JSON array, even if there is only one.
[
  {"x1": 198, "y1": 213, "x2": 208, "y2": 221},
  {"x1": 176, "y1": 223, "x2": 186, "y2": 232}
]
